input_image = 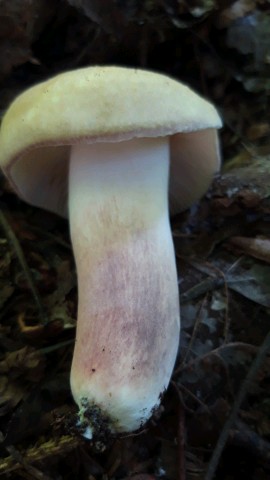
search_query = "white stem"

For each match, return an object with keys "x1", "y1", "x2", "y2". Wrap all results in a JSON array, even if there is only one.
[{"x1": 69, "y1": 137, "x2": 180, "y2": 436}]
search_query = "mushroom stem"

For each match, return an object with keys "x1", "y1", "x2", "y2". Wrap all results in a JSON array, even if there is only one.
[{"x1": 69, "y1": 137, "x2": 180, "y2": 436}]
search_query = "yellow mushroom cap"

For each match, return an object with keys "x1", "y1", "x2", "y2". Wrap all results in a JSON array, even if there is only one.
[{"x1": 0, "y1": 66, "x2": 222, "y2": 216}]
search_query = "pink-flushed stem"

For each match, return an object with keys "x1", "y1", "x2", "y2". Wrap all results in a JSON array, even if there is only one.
[{"x1": 69, "y1": 137, "x2": 180, "y2": 437}]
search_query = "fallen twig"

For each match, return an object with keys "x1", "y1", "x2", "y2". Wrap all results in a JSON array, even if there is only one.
[
  {"x1": 0, "y1": 433, "x2": 81, "y2": 476},
  {"x1": 0, "y1": 208, "x2": 48, "y2": 324},
  {"x1": 205, "y1": 328, "x2": 270, "y2": 480}
]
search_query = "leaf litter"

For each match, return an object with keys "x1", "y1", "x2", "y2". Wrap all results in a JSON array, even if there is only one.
[{"x1": 0, "y1": 1, "x2": 270, "y2": 479}]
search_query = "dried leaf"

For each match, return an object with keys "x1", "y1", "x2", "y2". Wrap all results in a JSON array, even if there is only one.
[
  {"x1": 0, "y1": 346, "x2": 45, "y2": 382},
  {"x1": 4, "y1": 374, "x2": 70, "y2": 445},
  {"x1": 227, "y1": 236, "x2": 270, "y2": 263},
  {"x1": 213, "y1": 158, "x2": 270, "y2": 213},
  {"x1": 227, "y1": 261, "x2": 270, "y2": 307},
  {"x1": 217, "y1": 0, "x2": 256, "y2": 28},
  {"x1": 227, "y1": 12, "x2": 270, "y2": 68},
  {"x1": 0, "y1": 283, "x2": 14, "y2": 309},
  {"x1": 0, "y1": 376, "x2": 25, "y2": 415},
  {"x1": 67, "y1": 0, "x2": 129, "y2": 35},
  {"x1": 0, "y1": 0, "x2": 55, "y2": 80}
]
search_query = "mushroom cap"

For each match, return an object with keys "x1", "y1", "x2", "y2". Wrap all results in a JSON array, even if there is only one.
[{"x1": 0, "y1": 66, "x2": 222, "y2": 216}]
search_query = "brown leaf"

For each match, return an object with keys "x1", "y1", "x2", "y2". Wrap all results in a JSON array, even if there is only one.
[
  {"x1": 67, "y1": 0, "x2": 128, "y2": 36},
  {"x1": 213, "y1": 158, "x2": 270, "y2": 212},
  {"x1": 0, "y1": 0, "x2": 56, "y2": 80},
  {"x1": 0, "y1": 376, "x2": 25, "y2": 414},
  {"x1": 227, "y1": 260, "x2": 270, "y2": 307},
  {"x1": 227, "y1": 236, "x2": 270, "y2": 263},
  {"x1": 217, "y1": 0, "x2": 256, "y2": 29},
  {"x1": 0, "y1": 346, "x2": 45, "y2": 382}
]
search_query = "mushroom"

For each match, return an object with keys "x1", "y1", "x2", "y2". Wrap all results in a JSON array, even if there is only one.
[{"x1": 0, "y1": 66, "x2": 222, "y2": 438}]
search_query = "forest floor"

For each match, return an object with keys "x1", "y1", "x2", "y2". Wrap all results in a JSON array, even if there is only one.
[{"x1": 0, "y1": 1, "x2": 269, "y2": 479}]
